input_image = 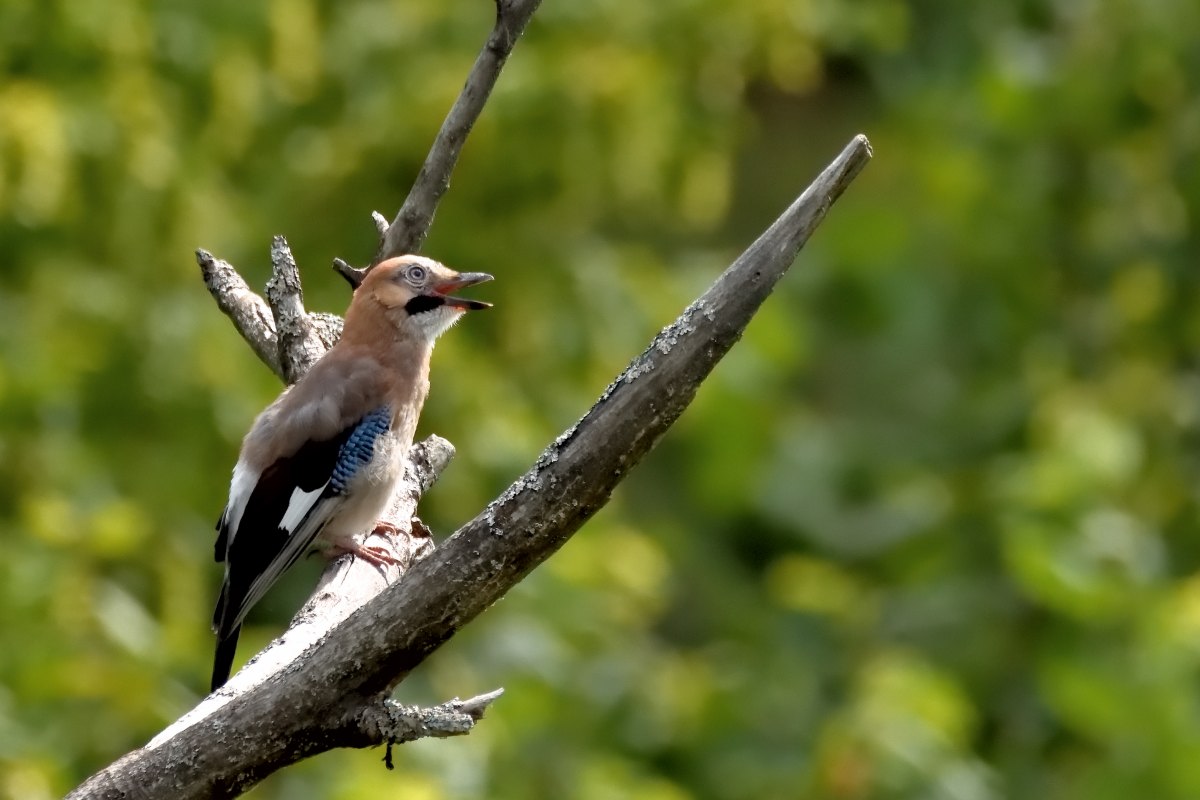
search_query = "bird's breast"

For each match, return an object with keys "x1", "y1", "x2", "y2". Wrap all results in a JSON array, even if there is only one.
[{"x1": 355, "y1": 428, "x2": 406, "y2": 488}]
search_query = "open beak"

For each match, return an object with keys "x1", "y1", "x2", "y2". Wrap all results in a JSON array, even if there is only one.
[{"x1": 434, "y1": 272, "x2": 494, "y2": 310}]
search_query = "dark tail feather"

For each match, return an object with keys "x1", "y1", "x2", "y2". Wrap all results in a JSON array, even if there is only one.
[
  {"x1": 212, "y1": 583, "x2": 228, "y2": 632},
  {"x1": 211, "y1": 624, "x2": 242, "y2": 692}
]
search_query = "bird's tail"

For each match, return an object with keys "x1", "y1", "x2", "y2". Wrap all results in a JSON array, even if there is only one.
[{"x1": 211, "y1": 624, "x2": 242, "y2": 692}]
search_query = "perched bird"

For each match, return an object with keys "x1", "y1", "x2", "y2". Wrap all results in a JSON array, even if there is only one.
[{"x1": 210, "y1": 255, "x2": 492, "y2": 691}]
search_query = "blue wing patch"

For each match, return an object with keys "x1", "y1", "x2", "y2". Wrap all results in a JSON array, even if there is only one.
[{"x1": 330, "y1": 406, "x2": 392, "y2": 494}]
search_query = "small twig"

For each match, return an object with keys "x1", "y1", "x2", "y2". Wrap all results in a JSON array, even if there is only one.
[
  {"x1": 331, "y1": 212, "x2": 393, "y2": 289},
  {"x1": 371, "y1": 211, "x2": 390, "y2": 237},
  {"x1": 332, "y1": 256, "x2": 367, "y2": 291},
  {"x1": 335, "y1": 0, "x2": 543, "y2": 291},
  {"x1": 365, "y1": 688, "x2": 505, "y2": 765}
]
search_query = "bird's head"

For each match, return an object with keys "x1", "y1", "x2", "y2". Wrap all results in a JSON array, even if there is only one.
[{"x1": 358, "y1": 255, "x2": 493, "y2": 340}]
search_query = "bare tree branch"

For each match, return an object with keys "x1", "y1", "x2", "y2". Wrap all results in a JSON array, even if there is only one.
[
  {"x1": 379, "y1": 0, "x2": 543, "y2": 260},
  {"x1": 197, "y1": 249, "x2": 280, "y2": 376},
  {"x1": 324, "y1": 0, "x2": 545, "y2": 290},
  {"x1": 371, "y1": 210, "x2": 390, "y2": 237},
  {"x1": 213, "y1": 0, "x2": 540, "y2": 319},
  {"x1": 68, "y1": 134, "x2": 872, "y2": 800},
  {"x1": 363, "y1": 689, "x2": 506, "y2": 757},
  {"x1": 199, "y1": 245, "x2": 344, "y2": 384},
  {"x1": 264, "y1": 236, "x2": 321, "y2": 383},
  {"x1": 332, "y1": 254, "x2": 366, "y2": 290}
]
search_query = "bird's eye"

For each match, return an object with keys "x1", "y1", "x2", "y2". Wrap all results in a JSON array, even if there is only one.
[{"x1": 405, "y1": 265, "x2": 427, "y2": 283}]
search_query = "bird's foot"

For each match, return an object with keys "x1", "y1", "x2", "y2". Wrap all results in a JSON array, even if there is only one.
[
  {"x1": 372, "y1": 520, "x2": 403, "y2": 538},
  {"x1": 332, "y1": 540, "x2": 403, "y2": 568}
]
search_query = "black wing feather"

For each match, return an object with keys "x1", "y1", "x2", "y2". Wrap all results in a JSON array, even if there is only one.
[
  {"x1": 210, "y1": 407, "x2": 394, "y2": 691},
  {"x1": 209, "y1": 430, "x2": 352, "y2": 692},
  {"x1": 212, "y1": 431, "x2": 350, "y2": 631}
]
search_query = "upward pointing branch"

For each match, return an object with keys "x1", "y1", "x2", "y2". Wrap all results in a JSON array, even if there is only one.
[
  {"x1": 334, "y1": 0, "x2": 545, "y2": 289},
  {"x1": 380, "y1": 0, "x2": 543, "y2": 259}
]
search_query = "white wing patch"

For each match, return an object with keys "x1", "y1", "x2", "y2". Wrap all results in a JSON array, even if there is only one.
[
  {"x1": 224, "y1": 461, "x2": 259, "y2": 540},
  {"x1": 280, "y1": 484, "x2": 327, "y2": 533}
]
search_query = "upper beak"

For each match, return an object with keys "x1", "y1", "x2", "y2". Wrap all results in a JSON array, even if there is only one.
[{"x1": 434, "y1": 272, "x2": 494, "y2": 310}]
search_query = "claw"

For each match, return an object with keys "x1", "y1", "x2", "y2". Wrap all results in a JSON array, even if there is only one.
[
  {"x1": 353, "y1": 542, "x2": 403, "y2": 567},
  {"x1": 373, "y1": 520, "x2": 403, "y2": 537},
  {"x1": 329, "y1": 539, "x2": 402, "y2": 568}
]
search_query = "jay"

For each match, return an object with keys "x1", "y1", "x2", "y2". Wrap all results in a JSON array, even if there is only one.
[{"x1": 210, "y1": 255, "x2": 491, "y2": 691}]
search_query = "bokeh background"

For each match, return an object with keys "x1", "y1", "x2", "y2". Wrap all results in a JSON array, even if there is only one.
[{"x1": 3, "y1": 0, "x2": 1200, "y2": 798}]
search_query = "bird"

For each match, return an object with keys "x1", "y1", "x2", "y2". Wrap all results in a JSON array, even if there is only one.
[{"x1": 209, "y1": 254, "x2": 492, "y2": 691}]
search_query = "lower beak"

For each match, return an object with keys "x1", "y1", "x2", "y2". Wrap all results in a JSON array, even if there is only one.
[{"x1": 437, "y1": 272, "x2": 494, "y2": 310}]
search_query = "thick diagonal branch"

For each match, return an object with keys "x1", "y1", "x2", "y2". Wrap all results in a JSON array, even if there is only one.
[{"x1": 68, "y1": 134, "x2": 871, "y2": 800}]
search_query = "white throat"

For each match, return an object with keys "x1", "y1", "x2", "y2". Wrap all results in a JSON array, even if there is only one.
[{"x1": 412, "y1": 305, "x2": 465, "y2": 340}]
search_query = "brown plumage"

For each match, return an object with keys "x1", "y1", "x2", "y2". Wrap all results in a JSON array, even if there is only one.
[{"x1": 209, "y1": 255, "x2": 491, "y2": 691}]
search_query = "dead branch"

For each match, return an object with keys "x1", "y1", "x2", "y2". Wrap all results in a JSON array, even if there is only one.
[{"x1": 68, "y1": 134, "x2": 872, "y2": 800}]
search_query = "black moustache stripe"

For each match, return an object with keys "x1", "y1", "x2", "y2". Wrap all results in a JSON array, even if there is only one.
[{"x1": 404, "y1": 295, "x2": 445, "y2": 315}]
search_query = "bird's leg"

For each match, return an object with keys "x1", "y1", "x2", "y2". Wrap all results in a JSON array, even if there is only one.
[
  {"x1": 331, "y1": 516, "x2": 432, "y2": 567},
  {"x1": 354, "y1": 543, "x2": 402, "y2": 567},
  {"x1": 373, "y1": 520, "x2": 404, "y2": 538},
  {"x1": 372, "y1": 517, "x2": 433, "y2": 540}
]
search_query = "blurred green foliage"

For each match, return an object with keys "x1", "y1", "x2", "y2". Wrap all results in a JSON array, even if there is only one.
[{"x1": 2, "y1": 0, "x2": 1199, "y2": 798}]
